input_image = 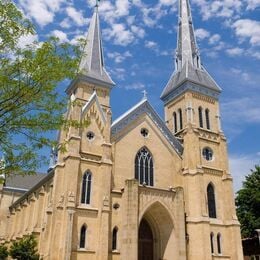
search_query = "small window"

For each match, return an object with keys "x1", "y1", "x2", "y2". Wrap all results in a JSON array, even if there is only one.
[
  {"x1": 81, "y1": 171, "x2": 92, "y2": 204},
  {"x1": 140, "y1": 128, "x2": 149, "y2": 138},
  {"x1": 202, "y1": 147, "x2": 213, "y2": 161},
  {"x1": 205, "y1": 109, "x2": 210, "y2": 130},
  {"x1": 80, "y1": 225, "x2": 87, "y2": 248},
  {"x1": 217, "y1": 233, "x2": 221, "y2": 254},
  {"x1": 207, "y1": 183, "x2": 217, "y2": 218},
  {"x1": 87, "y1": 131, "x2": 95, "y2": 141},
  {"x1": 178, "y1": 109, "x2": 183, "y2": 130},
  {"x1": 112, "y1": 227, "x2": 118, "y2": 250},
  {"x1": 210, "y1": 232, "x2": 214, "y2": 254},
  {"x1": 173, "y1": 112, "x2": 177, "y2": 133},
  {"x1": 198, "y1": 107, "x2": 203, "y2": 128}
]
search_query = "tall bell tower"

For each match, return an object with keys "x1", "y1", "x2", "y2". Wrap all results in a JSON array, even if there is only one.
[{"x1": 161, "y1": 0, "x2": 243, "y2": 259}]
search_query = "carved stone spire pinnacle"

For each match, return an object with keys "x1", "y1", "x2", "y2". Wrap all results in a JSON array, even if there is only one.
[
  {"x1": 176, "y1": 0, "x2": 201, "y2": 70},
  {"x1": 78, "y1": 4, "x2": 115, "y2": 87}
]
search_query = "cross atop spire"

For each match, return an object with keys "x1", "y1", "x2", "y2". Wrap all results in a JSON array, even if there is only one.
[
  {"x1": 78, "y1": 2, "x2": 115, "y2": 88},
  {"x1": 176, "y1": 0, "x2": 201, "y2": 70}
]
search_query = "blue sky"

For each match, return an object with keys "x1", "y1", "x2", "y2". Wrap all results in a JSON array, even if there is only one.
[{"x1": 14, "y1": 0, "x2": 260, "y2": 191}]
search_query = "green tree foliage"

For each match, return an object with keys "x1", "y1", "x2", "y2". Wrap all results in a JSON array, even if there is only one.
[
  {"x1": 0, "y1": 244, "x2": 8, "y2": 260},
  {"x1": 0, "y1": 1, "x2": 85, "y2": 176},
  {"x1": 236, "y1": 165, "x2": 260, "y2": 238},
  {"x1": 9, "y1": 235, "x2": 40, "y2": 260}
]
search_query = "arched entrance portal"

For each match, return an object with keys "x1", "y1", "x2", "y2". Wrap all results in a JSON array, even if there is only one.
[{"x1": 138, "y1": 219, "x2": 154, "y2": 260}]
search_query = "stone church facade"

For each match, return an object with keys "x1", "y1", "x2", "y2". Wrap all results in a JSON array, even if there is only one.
[{"x1": 0, "y1": 0, "x2": 243, "y2": 259}]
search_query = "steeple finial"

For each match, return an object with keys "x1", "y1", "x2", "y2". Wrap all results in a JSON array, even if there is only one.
[
  {"x1": 78, "y1": 1, "x2": 115, "y2": 87},
  {"x1": 176, "y1": 0, "x2": 201, "y2": 71}
]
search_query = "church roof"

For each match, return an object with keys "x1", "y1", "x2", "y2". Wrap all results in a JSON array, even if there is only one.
[
  {"x1": 161, "y1": 62, "x2": 221, "y2": 100},
  {"x1": 3, "y1": 173, "x2": 48, "y2": 193},
  {"x1": 161, "y1": 0, "x2": 221, "y2": 102},
  {"x1": 78, "y1": 5, "x2": 115, "y2": 88},
  {"x1": 111, "y1": 98, "x2": 184, "y2": 156}
]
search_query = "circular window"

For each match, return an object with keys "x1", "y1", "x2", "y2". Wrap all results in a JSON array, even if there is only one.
[
  {"x1": 140, "y1": 128, "x2": 149, "y2": 138},
  {"x1": 202, "y1": 147, "x2": 213, "y2": 161},
  {"x1": 86, "y1": 131, "x2": 95, "y2": 141}
]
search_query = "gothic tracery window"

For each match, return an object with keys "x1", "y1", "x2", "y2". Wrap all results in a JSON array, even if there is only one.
[
  {"x1": 173, "y1": 112, "x2": 177, "y2": 133},
  {"x1": 210, "y1": 232, "x2": 214, "y2": 254},
  {"x1": 217, "y1": 233, "x2": 222, "y2": 254},
  {"x1": 207, "y1": 183, "x2": 217, "y2": 218},
  {"x1": 135, "y1": 148, "x2": 154, "y2": 186},
  {"x1": 80, "y1": 225, "x2": 87, "y2": 249},
  {"x1": 81, "y1": 171, "x2": 92, "y2": 204}
]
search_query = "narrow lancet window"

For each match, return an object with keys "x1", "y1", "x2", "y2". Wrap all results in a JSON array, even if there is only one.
[
  {"x1": 80, "y1": 225, "x2": 87, "y2": 249},
  {"x1": 178, "y1": 109, "x2": 183, "y2": 130},
  {"x1": 217, "y1": 233, "x2": 221, "y2": 254},
  {"x1": 81, "y1": 171, "x2": 92, "y2": 204},
  {"x1": 173, "y1": 112, "x2": 177, "y2": 133},
  {"x1": 135, "y1": 148, "x2": 154, "y2": 186},
  {"x1": 207, "y1": 183, "x2": 217, "y2": 218},
  {"x1": 210, "y1": 232, "x2": 214, "y2": 254},
  {"x1": 205, "y1": 109, "x2": 210, "y2": 130},
  {"x1": 112, "y1": 227, "x2": 118, "y2": 250},
  {"x1": 199, "y1": 107, "x2": 203, "y2": 128}
]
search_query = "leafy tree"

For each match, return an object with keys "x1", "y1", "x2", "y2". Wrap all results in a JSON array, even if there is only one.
[
  {"x1": 0, "y1": 244, "x2": 8, "y2": 260},
  {"x1": 236, "y1": 165, "x2": 260, "y2": 238},
  {"x1": 0, "y1": 1, "x2": 86, "y2": 176},
  {"x1": 9, "y1": 235, "x2": 40, "y2": 260}
]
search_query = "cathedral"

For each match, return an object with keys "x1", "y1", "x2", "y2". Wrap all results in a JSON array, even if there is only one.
[{"x1": 0, "y1": 0, "x2": 244, "y2": 259}]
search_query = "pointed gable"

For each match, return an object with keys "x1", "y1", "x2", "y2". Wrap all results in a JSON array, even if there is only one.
[{"x1": 111, "y1": 99, "x2": 183, "y2": 156}]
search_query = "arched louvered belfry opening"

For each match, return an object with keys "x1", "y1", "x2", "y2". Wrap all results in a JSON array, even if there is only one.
[
  {"x1": 80, "y1": 225, "x2": 87, "y2": 249},
  {"x1": 205, "y1": 109, "x2": 210, "y2": 130},
  {"x1": 112, "y1": 227, "x2": 118, "y2": 251},
  {"x1": 217, "y1": 233, "x2": 222, "y2": 254},
  {"x1": 173, "y1": 112, "x2": 177, "y2": 133},
  {"x1": 210, "y1": 232, "x2": 214, "y2": 254},
  {"x1": 198, "y1": 107, "x2": 203, "y2": 128},
  {"x1": 207, "y1": 183, "x2": 217, "y2": 218},
  {"x1": 81, "y1": 171, "x2": 92, "y2": 204},
  {"x1": 135, "y1": 147, "x2": 154, "y2": 186},
  {"x1": 178, "y1": 109, "x2": 183, "y2": 130}
]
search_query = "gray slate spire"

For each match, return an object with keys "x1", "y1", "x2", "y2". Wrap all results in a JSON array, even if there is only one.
[
  {"x1": 176, "y1": 0, "x2": 200, "y2": 70},
  {"x1": 161, "y1": 0, "x2": 221, "y2": 103},
  {"x1": 78, "y1": 6, "x2": 115, "y2": 87}
]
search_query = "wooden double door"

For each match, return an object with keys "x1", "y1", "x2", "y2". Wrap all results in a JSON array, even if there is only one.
[{"x1": 138, "y1": 219, "x2": 154, "y2": 260}]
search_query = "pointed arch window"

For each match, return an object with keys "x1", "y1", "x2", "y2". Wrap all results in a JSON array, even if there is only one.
[
  {"x1": 205, "y1": 109, "x2": 210, "y2": 130},
  {"x1": 178, "y1": 109, "x2": 183, "y2": 130},
  {"x1": 112, "y1": 227, "x2": 118, "y2": 250},
  {"x1": 135, "y1": 148, "x2": 154, "y2": 186},
  {"x1": 217, "y1": 233, "x2": 222, "y2": 254},
  {"x1": 207, "y1": 183, "x2": 217, "y2": 218},
  {"x1": 81, "y1": 171, "x2": 92, "y2": 204},
  {"x1": 173, "y1": 112, "x2": 177, "y2": 133},
  {"x1": 198, "y1": 107, "x2": 203, "y2": 128},
  {"x1": 210, "y1": 232, "x2": 214, "y2": 254},
  {"x1": 80, "y1": 225, "x2": 87, "y2": 248}
]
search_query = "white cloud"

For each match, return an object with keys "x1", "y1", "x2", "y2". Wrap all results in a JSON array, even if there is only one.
[
  {"x1": 232, "y1": 19, "x2": 260, "y2": 46},
  {"x1": 145, "y1": 40, "x2": 158, "y2": 49},
  {"x1": 103, "y1": 23, "x2": 135, "y2": 46},
  {"x1": 226, "y1": 47, "x2": 244, "y2": 56},
  {"x1": 131, "y1": 25, "x2": 145, "y2": 38},
  {"x1": 115, "y1": 0, "x2": 130, "y2": 17},
  {"x1": 229, "y1": 153, "x2": 260, "y2": 192},
  {"x1": 209, "y1": 34, "x2": 221, "y2": 45},
  {"x1": 125, "y1": 82, "x2": 145, "y2": 90},
  {"x1": 18, "y1": 0, "x2": 65, "y2": 27},
  {"x1": 51, "y1": 30, "x2": 68, "y2": 43},
  {"x1": 18, "y1": 34, "x2": 38, "y2": 49},
  {"x1": 195, "y1": 28, "x2": 210, "y2": 40},
  {"x1": 107, "y1": 51, "x2": 132, "y2": 63},
  {"x1": 159, "y1": 0, "x2": 176, "y2": 6},
  {"x1": 66, "y1": 7, "x2": 87, "y2": 26},
  {"x1": 246, "y1": 0, "x2": 260, "y2": 10}
]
